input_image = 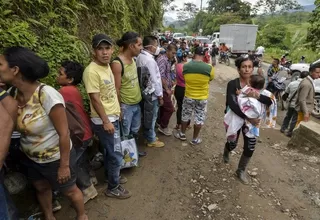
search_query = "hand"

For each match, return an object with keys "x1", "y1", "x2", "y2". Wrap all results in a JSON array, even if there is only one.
[
  {"x1": 247, "y1": 90, "x2": 260, "y2": 99},
  {"x1": 159, "y1": 98, "x2": 164, "y2": 106},
  {"x1": 303, "y1": 113, "x2": 310, "y2": 122},
  {"x1": 247, "y1": 118, "x2": 261, "y2": 126},
  {"x1": 166, "y1": 89, "x2": 172, "y2": 96},
  {"x1": 103, "y1": 122, "x2": 115, "y2": 134},
  {"x1": 57, "y1": 166, "x2": 71, "y2": 184},
  {"x1": 236, "y1": 89, "x2": 241, "y2": 95}
]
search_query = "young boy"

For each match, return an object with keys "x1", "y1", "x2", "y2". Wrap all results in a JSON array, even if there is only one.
[
  {"x1": 57, "y1": 61, "x2": 98, "y2": 204},
  {"x1": 224, "y1": 75, "x2": 276, "y2": 139}
]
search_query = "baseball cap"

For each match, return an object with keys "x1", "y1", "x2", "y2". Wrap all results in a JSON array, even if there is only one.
[
  {"x1": 92, "y1": 34, "x2": 113, "y2": 48},
  {"x1": 194, "y1": 47, "x2": 205, "y2": 56}
]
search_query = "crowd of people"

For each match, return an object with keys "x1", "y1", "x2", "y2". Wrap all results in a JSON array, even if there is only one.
[{"x1": 0, "y1": 30, "x2": 319, "y2": 220}]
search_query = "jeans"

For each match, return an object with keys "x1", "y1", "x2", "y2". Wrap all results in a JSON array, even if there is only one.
[
  {"x1": 121, "y1": 103, "x2": 141, "y2": 137},
  {"x1": 225, "y1": 124, "x2": 257, "y2": 158},
  {"x1": 174, "y1": 85, "x2": 185, "y2": 125},
  {"x1": 92, "y1": 121, "x2": 122, "y2": 190},
  {"x1": 75, "y1": 138, "x2": 93, "y2": 191},
  {"x1": 144, "y1": 99, "x2": 159, "y2": 143},
  {"x1": 0, "y1": 171, "x2": 19, "y2": 220},
  {"x1": 281, "y1": 107, "x2": 298, "y2": 133},
  {"x1": 159, "y1": 92, "x2": 174, "y2": 129}
]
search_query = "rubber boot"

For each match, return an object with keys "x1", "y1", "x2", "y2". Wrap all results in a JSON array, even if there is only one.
[
  {"x1": 236, "y1": 154, "x2": 251, "y2": 185},
  {"x1": 223, "y1": 143, "x2": 230, "y2": 163}
]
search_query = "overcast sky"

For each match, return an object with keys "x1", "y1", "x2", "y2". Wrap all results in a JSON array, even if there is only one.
[{"x1": 166, "y1": 0, "x2": 315, "y2": 18}]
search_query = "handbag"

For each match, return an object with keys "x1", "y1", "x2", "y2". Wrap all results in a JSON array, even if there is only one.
[{"x1": 119, "y1": 123, "x2": 138, "y2": 169}]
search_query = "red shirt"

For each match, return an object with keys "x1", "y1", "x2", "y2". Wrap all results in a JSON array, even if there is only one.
[{"x1": 59, "y1": 86, "x2": 93, "y2": 141}]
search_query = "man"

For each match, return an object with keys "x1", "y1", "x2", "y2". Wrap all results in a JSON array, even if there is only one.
[
  {"x1": 266, "y1": 58, "x2": 290, "y2": 88},
  {"x1": 280, "y1": 71, "x2": 309, "y2": 137},
  {"x1": 83, "y1": 34, "x2": 131, "y2": 199},
  {"x1": 210, "y1": 43, "x2": 219, "y2": 66},
  {"x1": 256, "y1": 45, "x2": 265, "y2": 56},
  {"x1": 219, "y1": 43, "x2": 229, "y2": 63},
  {"x1": 174, "y1": 47, "x2": 214, "y2": 145},
  {"x1": 136, "y1": 36, "x2": 165, "y2": 148},
  {"x1": 177, "y1": 41, "x2": 188, "y2": 62},
  {"x1": 0, "y1": 89, "x2": 18, "y2": 219},
  {"x1": 295, "y1": 63, "x2": 320, "y2": 125},
  {"x1": 156, "y1": 44, "x2": 177, "y2": 136}
]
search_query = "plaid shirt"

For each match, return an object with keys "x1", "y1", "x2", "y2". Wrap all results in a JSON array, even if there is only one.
[{"x1": 156, "y1": 54, "x2": 173, "y2": 90}]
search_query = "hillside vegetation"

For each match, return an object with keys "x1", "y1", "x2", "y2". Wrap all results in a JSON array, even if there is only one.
[{"x1": 0, "y1": 0, "x2": 164, "y2": 86}]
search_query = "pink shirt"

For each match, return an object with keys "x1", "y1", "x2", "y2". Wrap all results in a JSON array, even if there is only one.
[{"x1": 175, "y1": 63, "x2": 185, "y2": 87}]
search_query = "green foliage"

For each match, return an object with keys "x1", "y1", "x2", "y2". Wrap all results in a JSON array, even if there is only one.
[
  {"x1": 307, "y1": 0, "x2": 320, "y2": 52},
  {"x1": 0, "y1": 0, "x2": 165, "y2": 108},
  {"x1": 256, "y1": 21, "x2": 288, "y2": 49}
]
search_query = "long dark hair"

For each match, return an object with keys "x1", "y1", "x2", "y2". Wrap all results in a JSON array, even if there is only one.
[{"x1": 4, "y1": 46, "x2": 49, "y2": 82}]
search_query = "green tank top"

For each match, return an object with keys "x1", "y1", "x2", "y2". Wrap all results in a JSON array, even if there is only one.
[{"x1": 113, "y1": 59, "x2": 142, "y2": 104}]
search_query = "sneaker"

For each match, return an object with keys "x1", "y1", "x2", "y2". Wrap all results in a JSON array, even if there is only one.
[
  {"x1": 280, "y1": 129, "x2": 285, "y2": 133},
  {"x1": 144, "y1": 137, "x2": 159, "y2": 144},
  {"x1": 28, "y1": 200, "x2": 62, "y2": 218},
  {"x1": 105, "y1": 176, "x2": 128, "y2": 184},
  {"x1": 286, "y1": 132, "x2": 293, "y2": 137},
  {"x1": 158, "y1": 127, "x2": 172, "y2": 136},
  {"x1": 173, "y1": 131, "x2": 187, "y2": 141},
  {"x1": 105, "y1": 185, "x2": 131, "y2": 199},
  {"x1": 190, "y1": 138, "x2": 202, "y2": 145},
  {"x1": 147, "y1": 140, "x2": 165, "y2": 148},
  {"x1": 83, "y1": 184, "x2": 98, "y2": 204}
]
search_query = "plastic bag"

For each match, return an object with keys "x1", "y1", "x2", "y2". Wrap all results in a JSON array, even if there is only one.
[{"x1": 120, "y1": 137, "x2": 138, "y2": 169}]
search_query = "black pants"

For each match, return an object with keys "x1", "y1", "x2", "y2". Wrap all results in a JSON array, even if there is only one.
[
  {"x1": 281, "y1": 107, "x2": 298, "y2": 133},
  {"x1": 225, "y1": 125, "x2": 257, "y2": 158},
  {"x1": 174, "y1": 85, "x2": 185, "y2": 125}
]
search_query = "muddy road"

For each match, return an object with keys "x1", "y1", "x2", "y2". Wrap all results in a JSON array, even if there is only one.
[{"x1": 50, "y1": 64, "x2": 320, "y2": 220}]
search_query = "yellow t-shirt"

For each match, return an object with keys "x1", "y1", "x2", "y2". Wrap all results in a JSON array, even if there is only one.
[
  {"x1": 112, "y1": 59, "x2": 142, "y2": 104},
  {"x1": 183, "y1": 60, "x2": 214, "y2": 100},
  {"x1": 83, "y1": 62, "x2": 120, "y2": 119}
]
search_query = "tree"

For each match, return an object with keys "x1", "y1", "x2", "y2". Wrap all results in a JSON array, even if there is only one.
[
  {"x1": 307, "y1": 0, "x2": 320, "y2": 52},
  {"x1": 253, "y1": 0, "x2": 302, "y2": 15},
  {"x1": 177, "y1": 2, "x2": 199, "y2": 25},
  {"x1": 207, "y1": 0, "x2": 251, "y2": 17}
]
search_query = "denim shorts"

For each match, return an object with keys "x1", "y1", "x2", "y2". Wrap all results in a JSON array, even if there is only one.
[{"x1": 20, "y1": 148, "x2": 77, "y2": 192}]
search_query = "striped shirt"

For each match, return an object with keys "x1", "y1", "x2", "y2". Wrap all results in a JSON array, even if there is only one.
[{"x1": 156, "y1": 54, "x2": 173, "y2": 90}]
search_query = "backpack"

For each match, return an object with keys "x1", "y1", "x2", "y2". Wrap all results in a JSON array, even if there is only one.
[{"x1": 36, "y1": 85, "x2": 85, "y2": 147}]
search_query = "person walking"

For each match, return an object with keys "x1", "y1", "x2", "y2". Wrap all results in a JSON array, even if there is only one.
[
  {"x1": 110, "y1": 31, "x2": 146, "y2": 156},
  {"x1": 174, "y1": 47, "x2": 214, "y2": 145},
  {"x1": 83, "y1": 34, "x2": 131, "y2": 199},
  {"x1": 280, "y1": 71, "x2": 309, "y2": 137},
  {"x1": 136, "y1": 36, "x2": 165, "y2": 148},
  {"x1": 156, "y1": 44, "x2": 177, "y2": 136},
  {"x1": 222, "y1": 57, "x2": 273, "y2": 185},
  {"x1": 295, "y1": 63, "x2": 320, "y2": 125}
]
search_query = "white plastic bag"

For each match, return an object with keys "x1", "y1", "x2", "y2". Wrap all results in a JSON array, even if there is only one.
[
  {"x1": 121, "y1": 137, "x2": 139, "y2": 169},
  {"x1": 224, "y1": 110, "x2": 244, "y2": 137}
]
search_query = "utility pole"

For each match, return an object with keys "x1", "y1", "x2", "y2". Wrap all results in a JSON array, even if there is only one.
[{"x1": 200, "y1": 0, "x2": 203, "y2": 11}]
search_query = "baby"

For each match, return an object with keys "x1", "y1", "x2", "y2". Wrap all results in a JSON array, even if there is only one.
[{"x1": 224, "y1": 75, "x2": 276, "y2": 138}]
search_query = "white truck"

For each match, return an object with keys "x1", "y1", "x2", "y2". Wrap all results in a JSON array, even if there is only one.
[{"x1": 219, "y1": 24, "x2": 258, "y2": 56}]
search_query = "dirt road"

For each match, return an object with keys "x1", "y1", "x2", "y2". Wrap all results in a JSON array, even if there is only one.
[{"x1": 55, "y1": 64, "x2": 320, "y2": 220}]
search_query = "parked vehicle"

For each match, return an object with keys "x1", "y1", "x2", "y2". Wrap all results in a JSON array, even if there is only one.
[
  {"x1": 289, "y1": 58, "x2": 320, "y2": 118},
  {"x1": 173, "y1": 33, "x2": 186, "y2": 41},
  {"x1": 211, "y1": 32, "x2": 220, "y2": 45},
  {"x1": 195, "y1": 37, "x2": 212, "y2": 48},
  {"x1": 219, "y1": 24, "x2": 258, "y2": 57}
]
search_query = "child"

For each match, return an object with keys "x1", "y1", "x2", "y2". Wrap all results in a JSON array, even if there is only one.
[
  {"x1": 57, "y1": 61, "x2": 98, "y2": 204},
  {"x1": 224, "y1": 75, "x2": 277, "y2": 139}
]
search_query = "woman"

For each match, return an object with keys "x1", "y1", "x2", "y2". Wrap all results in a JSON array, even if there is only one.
[
  {"x1": 174, "y1": 52, "x2": 190, "y2": 130},
  {"x1": 0, "y1": 47, "x2": 87, "y2": 220},
  {"x1": 223, "y1": 57, "x2": 272, "y2": 185}
]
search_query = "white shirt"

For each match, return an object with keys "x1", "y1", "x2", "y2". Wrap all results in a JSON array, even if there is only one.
[
  {"x1": 285, "y1": 78, "x2": 302, "y2": 108},
  {"x1": 256, "y1": 46, "x2": 265, "y2": 55},
  {"x1": 136, "y1": 50, "x2": 163, "y2": 100}
]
